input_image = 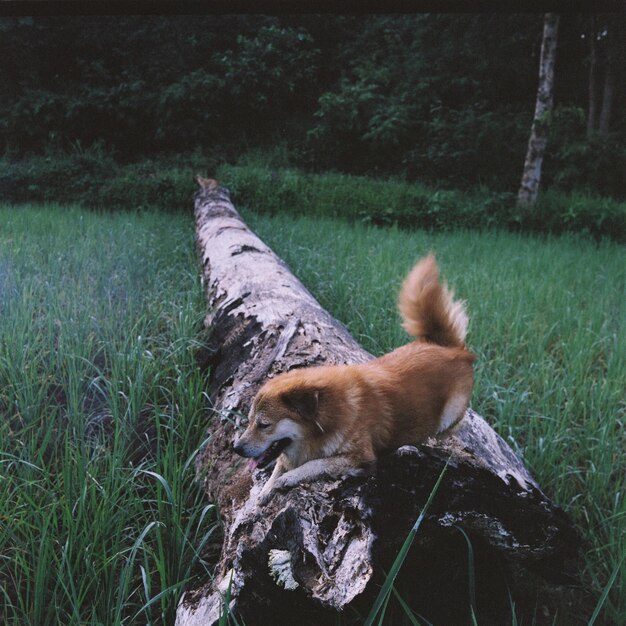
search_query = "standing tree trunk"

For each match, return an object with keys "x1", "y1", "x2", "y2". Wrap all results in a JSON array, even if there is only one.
[
  {"x1": 517, "y1": 13, "x2": 560, "y2": 207},
  {"x1": 587, "y1": 22, "x2": 598, "y2": 137},
  {"x1": 176, "y1": 184, "x2": 581, "y2": 626},
  {"x1": 598, "y1": 58, "x2": 614, "y2": 135},
  {"x1": 597, "y1": 16, "x2": 625, "y2": 137}
]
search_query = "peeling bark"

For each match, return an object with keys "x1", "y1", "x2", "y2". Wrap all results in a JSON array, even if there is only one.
[{"x1": 177, "y1": 185, "x2": 581, "y2": 626}]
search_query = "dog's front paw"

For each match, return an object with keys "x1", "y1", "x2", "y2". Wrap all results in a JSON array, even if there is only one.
[
  {"x1": 257, "y1": 483, "x2": 276, "y2": 506},
  {"x1": 272, "y1": 475, "x2": 290, "y2": 490},
  {"x1": 257, "y1": 476, "x2": 294, "y2": 506}
]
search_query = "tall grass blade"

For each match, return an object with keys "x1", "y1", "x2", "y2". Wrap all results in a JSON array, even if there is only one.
[
  {"x1": 364, "y1": 459, "x2": 450, "y2": 626},
  {"x1": 588, "y1": 550, "x2": 626, "y2": 626},
  {"x1": 391, "y1": 584, "x2": 422, "y2": 626},
  {"x1": 455, "y1": 525, "x2": 476, "y2": 619},
  {"x1": 134, "y1": 468, "x2": 175, "y2": 505}
]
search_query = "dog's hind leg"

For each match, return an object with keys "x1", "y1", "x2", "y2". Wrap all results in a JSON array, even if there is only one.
[{"x1": 437, "y1": 392, "x2": 470, "y2": 436}]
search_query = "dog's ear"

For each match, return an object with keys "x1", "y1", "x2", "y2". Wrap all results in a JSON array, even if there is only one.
[{"x1": 282, "y1": 388, "x2": 319, "y2": 419}]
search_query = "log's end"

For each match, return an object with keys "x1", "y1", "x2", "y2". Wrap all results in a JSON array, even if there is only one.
[
  {"x1": 195, "y1": 175, "x2": 231, "y2": 204},
  {"x1": 196, "y1": 175, "x2": 220, "y2": 190}
]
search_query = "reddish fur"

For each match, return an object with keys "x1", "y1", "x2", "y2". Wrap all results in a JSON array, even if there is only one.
[
  {"x1": 254, "y1": 340, "x2": 474, "y2": 469},
  {"x1": 235, "y1": 254, "x2": 475, "y2": 500},
  {"x1": 398, "y1": 254, "x2": 468, "y2": 347}
]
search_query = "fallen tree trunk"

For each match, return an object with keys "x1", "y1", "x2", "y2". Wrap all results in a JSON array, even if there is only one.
[{"x1": 176, "y1": 184, "x2": 580, "y2": 626}]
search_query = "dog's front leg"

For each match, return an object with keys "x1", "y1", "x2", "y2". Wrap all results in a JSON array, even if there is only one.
[
  {"x1": 257, "y1": 457, "x2": 288, "y2": 505},
  {"x1": 272, "y1": 455, "x2": 363, "y2": 494}
]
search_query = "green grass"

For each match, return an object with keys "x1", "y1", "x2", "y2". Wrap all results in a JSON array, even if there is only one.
[
  {"x1": 0, "y1": 202, "x2": 624, "y2": 624},
  {"x1": 0, "y1": 204, "x2": 215, "y2": 625}
]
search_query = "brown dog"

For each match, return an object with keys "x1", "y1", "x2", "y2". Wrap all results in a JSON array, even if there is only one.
[{"x1": 233, "y1": 254, "x2": 475, "y2": 503}]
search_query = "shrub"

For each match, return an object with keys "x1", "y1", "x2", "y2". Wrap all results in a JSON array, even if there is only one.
[
  {"x1": 530, "y1": 190, "x2": 626, "y2": 241},
  {"x1": 0, "y1": 145, "x2": 116, "y2": 205},
  {"x1": 1, "y1": 154, "x2": 624, "y2": 242},
  {"x1": 93, "y1": 163, "x2": 196, "y2": 212},
  {"x1": 0, "y1": 149, "x2": 202, "y2": 212},
  {"x1": 544, "y1": 106, "x2": 626, "y2": 200},
  {"x1": 219, "y1": 163, "x2": 624, "y2": 241}
]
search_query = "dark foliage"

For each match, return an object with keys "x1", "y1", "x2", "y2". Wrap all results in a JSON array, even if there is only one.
[
  {"x1": 221, "y1": 163, "x2": 625, "y2": 242},
  {"x1": 2, "y1": 152, "x2": 622, "y2": 242},
  {"x1": 1, "y1": 15, "x2": 624, "y2": 200}
]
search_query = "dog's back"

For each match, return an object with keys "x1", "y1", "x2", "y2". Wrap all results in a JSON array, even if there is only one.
[{"x1": 360, "y1": 253, "x2": 474, "y2": 445}]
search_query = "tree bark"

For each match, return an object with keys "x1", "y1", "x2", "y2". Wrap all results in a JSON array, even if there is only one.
[
  {"x1": 598, "y1": 60, "x2": 614, "y2": 136},
  {"x1": 176, "y1": 185, "x2": 581, "y2": 626},
  {"x1": 587, "y1": 23, "x2": 598, "y2": 137},
  {"x1": 598, "y1": 16, "x2": 624, "y2": 137},
  {"x1": 517, "y1": 13, "x2": 560, "y2": 207}
]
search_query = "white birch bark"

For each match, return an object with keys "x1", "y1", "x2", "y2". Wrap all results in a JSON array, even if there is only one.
[{"x1": 518, "y1": 13, "x2": 560, "y2": 206}]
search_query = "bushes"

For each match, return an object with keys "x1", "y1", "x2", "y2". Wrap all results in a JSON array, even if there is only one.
[
  {"x1": 0, "y1": 147, "x2": 117, "y2": 205},
  {"x1": 94, "y1": 162, "x2": 196, "y2": 212},
  {"x1": 529, "y1": 190, "x2": 626, "y2": 240},
  {"x1": 219, "y1": 162, "x2": 509, "y2": 230},
  {"x1": 0, "y1": 149, "x2": 200, "y2": 212},
  {"x1": 1, "y1": 152, "x2": 624, "y2": 241},
  {"x1": 219, "y1": 163, "x2": 626, "y2": 241},
  {"x1": 543, "y1": 106, "x2": 626, "y2": 199}
]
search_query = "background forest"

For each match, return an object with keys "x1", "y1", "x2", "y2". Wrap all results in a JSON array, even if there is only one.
[{"x1": 1, "y1": 14, "x2": 625, "y2": 240}]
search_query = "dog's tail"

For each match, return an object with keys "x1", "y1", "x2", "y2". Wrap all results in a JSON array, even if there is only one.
[{"x1": 398, "y1": 254, "x2": 468, "y2": 348}]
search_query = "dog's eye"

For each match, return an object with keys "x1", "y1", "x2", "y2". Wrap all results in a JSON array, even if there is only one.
[{"x1": 257, "y1": 421, "x2": 270, "y2": 430}]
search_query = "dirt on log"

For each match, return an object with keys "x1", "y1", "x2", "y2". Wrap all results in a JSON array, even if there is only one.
[{"x1": 176, "y1": 185, "x2": 581, "y2": 626}]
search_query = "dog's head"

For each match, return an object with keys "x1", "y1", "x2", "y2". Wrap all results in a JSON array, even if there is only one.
[{"x1": 232, "y1": 378, "x2": 321, "y2": 471}]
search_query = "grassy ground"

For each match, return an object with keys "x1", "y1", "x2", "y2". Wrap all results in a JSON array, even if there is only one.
[
  {"x1": 0, "y1": 204, "x2": 213, "y2": 625},
  {"x1": 0, "y1": 203, "x2": 624, "y2": 624}
]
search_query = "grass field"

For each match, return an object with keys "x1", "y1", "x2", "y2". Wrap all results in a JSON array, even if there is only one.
[
  {"x1": 0, "y1": 204, "x2": 213, "y2": 625},
  {"x1": 0, "y1": 202, "x2": 624, "y2": 624}
]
